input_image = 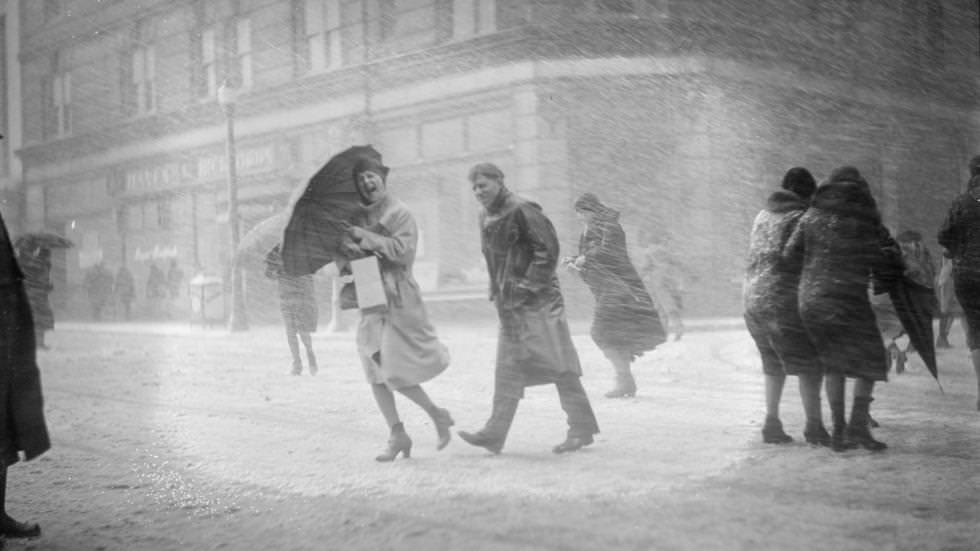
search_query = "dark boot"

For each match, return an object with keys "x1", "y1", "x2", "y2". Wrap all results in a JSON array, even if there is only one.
[
  {"x1": 829, "y1": 401, "x2": 857, "y2": 452},
  {"x1": 556, "y1": 374, "x2": 600, "y2": 451},
  {"x1": 459, "y1": 397, "x2": 518, "y2": 454},
  {"x1": 552, "y1": 433, "x2": 594, "y2": 454},
  {"x1": 761, "y1": 415, "x2": 793, "y2": 444},
  {"x1": 845, "y1": 396, "x2": 887, "y2": 451},
  {"x1": 375, "y1": 422, "x2": 412, "y2": 462},
  {"x1": 803, "y1": 420, "x2": 831, "y2": 447}
]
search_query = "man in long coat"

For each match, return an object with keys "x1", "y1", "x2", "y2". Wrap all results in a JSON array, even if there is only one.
[
  {"x1": 458, "y1": 163, "x2": 599, "y2": 455},
  {"x1": 0, "y1": 209, "x2": 50, "y2": 538}
]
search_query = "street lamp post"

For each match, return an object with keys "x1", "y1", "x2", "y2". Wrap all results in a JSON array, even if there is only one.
[{"x1": 217, "y1": 81, "x2": 249, "y2": 331}]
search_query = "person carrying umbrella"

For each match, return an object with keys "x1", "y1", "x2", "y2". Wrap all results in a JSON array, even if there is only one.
[
  {"x1": 784, "y1": 166, "x2": 904, "y2": 451},
  {"x1": 563, "y1": 192, "x2": 665, "y2": 398},
  {"x1": 458, "y1": 163, "x2": 599, "y2": 455},
  {"x1": 938, "y1": 161, "x2": 980, "y2": 411},
  {"x1": 264, "y1": 245, "x2": 318, "y2": 376},
  {"x1": 0, "y1": 210, "x2": 51, "y2": 539},
  {"x1": 342, "y1": 156, "x2": 454, "y2": 461},
  {"x1": 15, "y1": 245, "x2": 55, "y2": 350}
]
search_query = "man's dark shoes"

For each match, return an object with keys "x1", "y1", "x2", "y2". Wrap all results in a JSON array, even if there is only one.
[
  {"x1": 0, "y1": 517, "x2": 40, "y2": 538},
  {"x1": 458, "y1": 430, "x2": 504, "y2": 454},
  {"x1": 552, "y1": 434, "x2": 594, "y2": 454},
  {"x1": 761, "y1": 416, "x2": 793, "y2": 444}
]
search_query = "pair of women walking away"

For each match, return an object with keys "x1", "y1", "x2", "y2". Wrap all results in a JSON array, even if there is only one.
[
  {"x1": 459, "y1": 163, "x2": 599, "y2": 455},
  {"x1": 566, "y1": 193, "x2": 665, "y2": 398},
  {"x1": 265, "y1": 245, "x2": 318, "y2": 376},
  {"x1": 342, "y1": 157, "x2": 454, "y2": 461},
  {"x1": 745, "y1": 166, "x2": 900, "y2": 451},
  {"x1": 937, "y1": 156, "x2": 980, "y2": 411}
]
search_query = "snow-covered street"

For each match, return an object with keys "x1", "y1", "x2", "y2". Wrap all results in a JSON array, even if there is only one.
[{"x1": 6, "y1": 321, "x2": 979, "y2": 551}]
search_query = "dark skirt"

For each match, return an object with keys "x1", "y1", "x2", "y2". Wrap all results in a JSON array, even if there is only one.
[
  {"x1": 800, "y1": 292, "x2": 889, "y2": 381},
  {"x1": 0, "y1": 284, "x2": 51, "y2": 465},
  {"x1": 744, "y1": 310, "x2": 821, "y2": 376},
  {"x1": 25, "y1": 287, "x2": 54, "y2": 331},
  {"x1": 953, "y1": 268, "x2": 980, "y2": 349},
  {"x1": 589, "y1": 290, "x2": 666, "y2": 360}
]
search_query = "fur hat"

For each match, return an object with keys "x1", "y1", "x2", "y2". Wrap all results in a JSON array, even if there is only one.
[{"x1": 780, "y1": 167, "x2": 816, "y2": 199}]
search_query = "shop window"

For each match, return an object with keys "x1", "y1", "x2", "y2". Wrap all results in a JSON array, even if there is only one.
[
  {"x1": 157, "y1": 200, "x2": 172, "y2": 230},
  {"x1": 452, "y1": 0, "x2": 496, "y2": 38},
  {"x1": 51, "y1": 72, "x2": 72, "y2": 138},
  {"x1": 130, "y1": 46, "x2": 157, "y2": 115},
  {"x1": 302, "y1": 0, "x2": 343, "y2": 72},
  {"x1": 199, "y1": 26, "x2": 218, "y2": 98},
  {"x1": 234, "y1": 19, "x2": 254, "y2": 90}
]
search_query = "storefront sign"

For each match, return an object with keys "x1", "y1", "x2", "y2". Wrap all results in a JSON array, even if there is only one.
[
  {"x1": 124, "y1": 162, "x2": 197, "y2": 196},
  {"x1": 197, "y1": 144, "x2": 278, "y2": 183},
  {"x1": 133, "y1": 244, "x2": 179, "y2": 261}
]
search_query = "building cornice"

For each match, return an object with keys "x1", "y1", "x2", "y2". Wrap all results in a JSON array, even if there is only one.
[{"x1": 20, "y1": 53, "x2": 978, "y2": 183}]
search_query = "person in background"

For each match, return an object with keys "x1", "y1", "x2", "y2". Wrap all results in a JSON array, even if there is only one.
[
  {"x1": 743, "y1": 167, "x2": 829, "y2": 446},
  {"x1": 459, "y1": 163, "x2": 599, "y2": 455},
  {"x1": 145, "y1": 263, "x2": 167, "y2": 318},
  {"x1": 564, "y1": 193, "x2": 665, "y2": 398},
  {"x1": 935, "y1": 252, "x2": 960, "y2": 348},
  {"x1": 114, "y1": 264, "x2": 136, "y2": 321},
  {"x1": 16, "y1": 246, "x2": 55, "y2": 350},
  {"x1": 344, "y1": 156, "x2": 454, "y2": 461},
  {"x1": 0, "y1": 209, "x2": 51, "y2": 540},
  {"x1": 937, "y1": 157, "x2": 980, "y2": 411},
  {"x1": 166, "y1": 259, "x2": 184, "y2": 314},
  {"x1": 83, "y1": 262, "x2": 114, "y2": 321},
  {"x1": 265, "y1": 245, "x2": 318, "y2": 375},
  {"x1": 636, "y1": 235, "x2": 689, "y2": 341}
]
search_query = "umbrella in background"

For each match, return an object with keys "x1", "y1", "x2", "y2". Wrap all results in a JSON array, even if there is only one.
[
  {"x1": 281, "y1": 145, "x2": 381, "y2": 276},
  {"x1": 235, "y1": 211, "x2": 288, "y2": 268},
  {"x1": 14, "y1": 232, "x2": 74, "y2": 251},
  {"x1": 889, "y1": 276, "x2": 942, "y2": 391}
]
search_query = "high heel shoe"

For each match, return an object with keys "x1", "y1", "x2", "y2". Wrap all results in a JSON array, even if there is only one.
[
  {"x1": 431, "y1": 408, "x2": 454, "y2": 451},
  {"x1": 844, "y1": 425, "x2": 887, "y2": 451},
  {"x1": 761, "y1": 416, "x2": 793, "y2": 444},
  {"x1": 375, "y1": 424, "x2": 412, "y2": 462},
  {"x1": 803, "y1": 421, "x2": 831, "y2": 447}
]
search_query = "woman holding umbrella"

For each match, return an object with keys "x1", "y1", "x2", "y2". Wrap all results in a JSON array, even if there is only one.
[
  {"x1": 938, "y1": 172, "x2": 980, "y2": 411},
  {"x1": 342, "y1": 157, "x2": 454, "y2": 461},
  {"x1": 564, "y1": 193, "x2": 665, "y2": 398},
  {"x1": 15, "y1": 244, "x2": 54, "y2": 350},
  {"x1": 785, "y1": 167, "x2": 904, "y2": 451}
]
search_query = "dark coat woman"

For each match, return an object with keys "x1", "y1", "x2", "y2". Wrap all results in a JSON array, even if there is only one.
[
  {"x1": 743, "y1": 167, "x2": 826, "y2": 445},
  {"x1": 569, "y1": 193, "x2": 664, "y2": 398},
  {"x1": 0, "y1": 211, "x2": 50, "y2": 537},
  {"x1": 937, "y1": 173, "x2": 980, "y2": 409},
  {"x1": 784, "y1": 166, "x2": 903, "y2": 450},
  {"x1": 17, "y1": 247, "x2": 54, "y2": 348}
]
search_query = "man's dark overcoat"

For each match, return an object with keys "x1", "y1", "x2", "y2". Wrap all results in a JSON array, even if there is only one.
[{"x1": 480, "y1": 189, "x2": 581, "y2": 399}]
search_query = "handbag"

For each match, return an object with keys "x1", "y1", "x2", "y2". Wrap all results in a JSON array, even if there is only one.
[{"x1": 345, "y1": 255, "x2": 388, "y2": 313}]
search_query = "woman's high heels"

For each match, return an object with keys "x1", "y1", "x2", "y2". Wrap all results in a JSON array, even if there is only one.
[
  {"x1": 431, "y1": 408, "x2": 455, "y2": 451},
  {"x1": 375, "y1": 424, "x2": 412, "y2": 462}
]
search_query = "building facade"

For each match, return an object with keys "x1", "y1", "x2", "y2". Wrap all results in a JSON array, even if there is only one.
[{"x1": 13, "y1": 0, "x2": 980, "y2": 319}]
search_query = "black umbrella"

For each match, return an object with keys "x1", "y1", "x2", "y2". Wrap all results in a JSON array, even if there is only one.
[
  {"x1": 14, "y1": 232, "x2": 74, "y2": 250},
  {"x1": 888, "y1": 276, "x2": 942, "y2": 391},
  {"x1": 280, "y1": 145, "x2": 381, "y2": 276}
]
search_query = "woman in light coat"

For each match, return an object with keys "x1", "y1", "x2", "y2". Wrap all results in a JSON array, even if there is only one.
[{"x1": 343, "y1": 157, "x2": 453, "y2": 461}]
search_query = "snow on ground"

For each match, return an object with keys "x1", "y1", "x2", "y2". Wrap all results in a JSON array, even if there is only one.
[{"x1": 4, "y1": 321, "x2": 978, "y2": 550}]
